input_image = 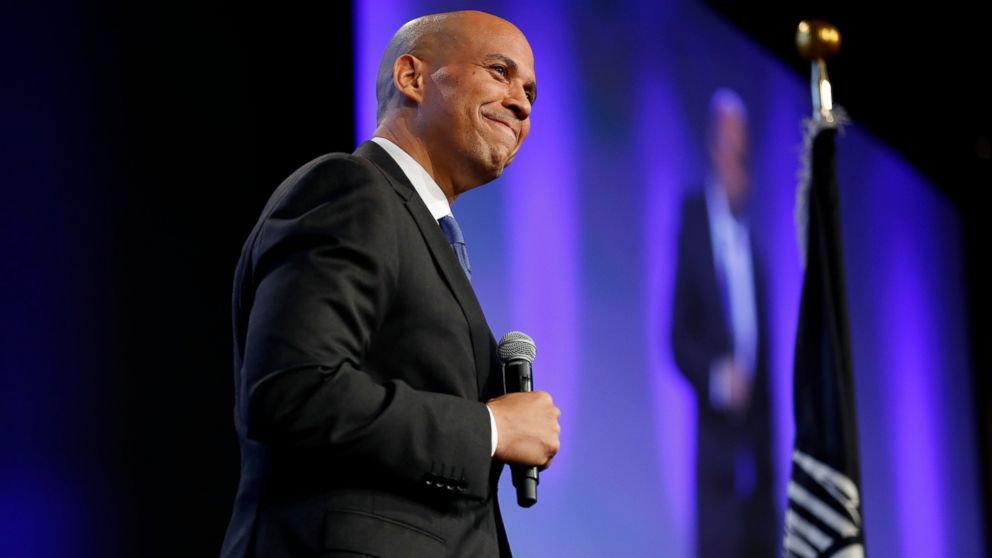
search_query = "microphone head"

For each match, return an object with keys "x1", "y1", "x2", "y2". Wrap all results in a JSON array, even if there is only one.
[{"x1": 497, "y1": 331, "x2": 536, "y2": 363}]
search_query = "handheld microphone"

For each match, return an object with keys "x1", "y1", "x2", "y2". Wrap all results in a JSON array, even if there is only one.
[{"x1": 497, "y1": 331, "x2": 538, "y2": 508}]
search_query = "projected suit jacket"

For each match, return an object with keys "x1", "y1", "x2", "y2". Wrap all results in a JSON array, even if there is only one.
[
  {"x1": 220, "y1": 141, "x2": 510, "y2": 558},
  {"x1": 671, "y1": 192, "x2": 777, "y2": 557}
]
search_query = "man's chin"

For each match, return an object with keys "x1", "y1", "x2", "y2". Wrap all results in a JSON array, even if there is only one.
[
  {"x1": 467, "y1": 146, "x2": 516, "y2": 186},
  {"x1": 482, "y1": 164, "x2": 505, "y2": 183},
  {"x1": 483, "y1": 153, "x2": 513, "y2": 178},
  {"x1": 502, "y1": 150, "x2": 518, "y2": 169},
  {"x1": 493, "y1": 145, "x2": 520, "y2": 172}
]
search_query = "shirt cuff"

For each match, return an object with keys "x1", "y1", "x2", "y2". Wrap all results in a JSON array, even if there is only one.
[{"x1": 486, "y1": 405, "x2": 499, "y2": 457}]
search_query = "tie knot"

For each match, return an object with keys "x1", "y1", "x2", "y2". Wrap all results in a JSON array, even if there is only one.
[{"x1": 438, "y1": 214, "x2": 465, "y2": 245}]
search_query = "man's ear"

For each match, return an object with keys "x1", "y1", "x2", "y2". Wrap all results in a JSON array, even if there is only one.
[{"x1": 393, "y1": 54, "x2": 426, "y2": 105}]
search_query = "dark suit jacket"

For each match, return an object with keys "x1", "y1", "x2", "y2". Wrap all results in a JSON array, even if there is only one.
[
  {"x1": 671, "y1": 192, "x2": 776, "y2": 557},
  {"x1": 220, "y1": 142, "x2": 510, "y2": 558}
]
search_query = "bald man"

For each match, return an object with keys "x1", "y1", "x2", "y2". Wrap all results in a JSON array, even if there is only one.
[
  {"x1": 220, "y1": 11, "x2": 559, "y2": 558},
  {"x1": 671, "y1": 88, "x2": 777, "y2": 557}
]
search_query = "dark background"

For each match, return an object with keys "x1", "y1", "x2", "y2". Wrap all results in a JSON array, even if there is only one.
[{"x1": 2, "y1": 2, "x2": 986, "y2": 556}]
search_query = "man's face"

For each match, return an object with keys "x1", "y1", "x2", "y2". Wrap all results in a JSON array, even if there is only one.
[
  {"x1": 711, "y1": 109, "x2": 750, "y2": 214},
  {"x1": 417, "y1": 18, "x2": 536, "y2": 191}
]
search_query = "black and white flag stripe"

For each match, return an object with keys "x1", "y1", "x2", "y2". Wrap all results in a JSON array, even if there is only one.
[{"x1": 784, "y1": 451, "x2": 863, "y2": 557}]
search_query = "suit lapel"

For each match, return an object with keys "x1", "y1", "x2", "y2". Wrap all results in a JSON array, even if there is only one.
[{"x1": 354, "y1": 141, "x2": 493, "y2": 400}]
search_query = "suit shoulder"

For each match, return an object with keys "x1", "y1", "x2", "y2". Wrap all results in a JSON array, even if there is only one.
[
  {"x1": 264, "y1": 152, "x2": 388, "y2": 213},
  {"x1": 273, "y1": 152, "x2": 368, "y2": 192},
  {"x1": 303, "y1": 151, "x2": 382, "y2": 183}
]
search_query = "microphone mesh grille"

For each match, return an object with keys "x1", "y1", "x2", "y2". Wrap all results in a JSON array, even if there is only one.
[{"x1": 497, "y1": 331, "x2": 536, "y2": 363}]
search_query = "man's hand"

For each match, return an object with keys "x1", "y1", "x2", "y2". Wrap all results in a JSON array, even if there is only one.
[
  {"x1": 486, "y1": 391, "x2": 560, "y2": 470},
  {"x1": 715, "y1": 356, "x2": 752, "y2": 416}
]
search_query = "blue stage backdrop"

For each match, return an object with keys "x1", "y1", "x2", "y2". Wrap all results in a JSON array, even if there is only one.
[{"x1": 354, "y1": 1, "x2": 982, "y2": 556}]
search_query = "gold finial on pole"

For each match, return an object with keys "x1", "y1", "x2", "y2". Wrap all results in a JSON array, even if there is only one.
[{"x1": 796, "y1": 20, "x2": 841, "y2": 123}]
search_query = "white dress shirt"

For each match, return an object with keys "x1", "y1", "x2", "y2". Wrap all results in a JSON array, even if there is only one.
[{"x1": 705, "y1": 178, "x2": 759, "y2": 408}]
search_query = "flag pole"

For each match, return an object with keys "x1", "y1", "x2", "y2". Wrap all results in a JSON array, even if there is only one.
[
  {"x1": 795, "y1": 20, "x2": 846, "y2": 265},
  {"x1": 783, "y1": 20, "x2": 867, "y2": 558},
  {"x1": 796, "y1": 20, "x2": 841, "y2": 124}
]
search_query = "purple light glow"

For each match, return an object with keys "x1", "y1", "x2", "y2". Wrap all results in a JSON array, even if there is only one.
[
  {"x1": 639, "y1": 67, "x2": 695, "y2": 558},
  {"x1": 833, "y1": 127, "x2": 983, "y2": 556},
  {"x1": 490, "y1": 3, "x2": 581, "y2": 554},
  {"x1": 499, "y1": 1, "x2": 580, "y2": 479},
  {"x1": 853, "y1": 145, "x2": 979, "y2": 557},
  {"x1": 886, "y1": 249, "x2": 942, "y2": 558}
]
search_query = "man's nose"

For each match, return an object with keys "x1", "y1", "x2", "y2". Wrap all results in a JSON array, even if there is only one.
[{"x1": 503, "y1": 83, "x2": 531, "y2": 121}]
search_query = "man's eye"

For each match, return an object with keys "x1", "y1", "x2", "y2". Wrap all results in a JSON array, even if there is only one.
[{"x1": 490, "y1": 65, "x2": 508, "y2": 77}]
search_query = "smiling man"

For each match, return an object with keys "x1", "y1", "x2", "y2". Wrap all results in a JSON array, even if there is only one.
[{"x1": 220, "y1": 11, "x2": 559, "y2": 558}]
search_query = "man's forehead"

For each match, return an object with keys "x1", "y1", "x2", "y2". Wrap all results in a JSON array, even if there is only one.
[
  {"x1": 451, "y1": 16, "x2": 530, "y2": 52},
  {"x1": 473, "y1": 30, "x2": 534, "y2": 68},
  {"x1": 420, "y1": 13, "x2": 536, "y2": 78}
]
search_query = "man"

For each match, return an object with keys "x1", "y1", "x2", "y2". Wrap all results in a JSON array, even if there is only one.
[
  {"x1": 220, "y1": 11, "x2": 560, "y2": 558},
  {"x1": 671, "y1": 88, "x2": 777, "y2": 557}
]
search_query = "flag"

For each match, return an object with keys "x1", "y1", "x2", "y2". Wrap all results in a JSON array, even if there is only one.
[{"x1": 783, "y1": 121, "x2": 867, "y2": 557}]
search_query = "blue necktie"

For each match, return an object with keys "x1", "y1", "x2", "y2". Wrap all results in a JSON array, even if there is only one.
[{"x1": 438, "y1": 215, "x2": 471, "y2": 281}]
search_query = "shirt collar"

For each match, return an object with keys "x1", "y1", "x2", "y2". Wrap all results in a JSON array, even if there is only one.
[{"x1": 370, "y1": 137, "x2": 451, "y2": 221}]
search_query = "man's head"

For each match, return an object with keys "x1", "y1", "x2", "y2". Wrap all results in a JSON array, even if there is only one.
[
  {"x1": 707, "y1": 87, "x2": 750, "y2": 216},
  {"x1": 374, "y1": 11, "x2": 536, "y2": 199}
]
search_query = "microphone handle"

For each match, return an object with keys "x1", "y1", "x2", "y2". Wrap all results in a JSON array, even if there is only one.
[{"x1": 505, "y1": 359, "x2": 538, "y2": 508}]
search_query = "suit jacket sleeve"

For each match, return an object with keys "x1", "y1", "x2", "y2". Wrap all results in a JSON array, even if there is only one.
[{"x1": 241, "y1": 156, "x2": 492, "y2": 499}]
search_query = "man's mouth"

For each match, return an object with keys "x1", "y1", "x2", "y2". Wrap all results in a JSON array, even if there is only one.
[{"x1": 483, "y1": 115, "x2": 517, "y2": 141}]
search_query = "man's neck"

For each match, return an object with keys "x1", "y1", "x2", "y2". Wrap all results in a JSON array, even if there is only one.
[{"x1": 373, "y1": 121, "x2": 458, "y2": 204}]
